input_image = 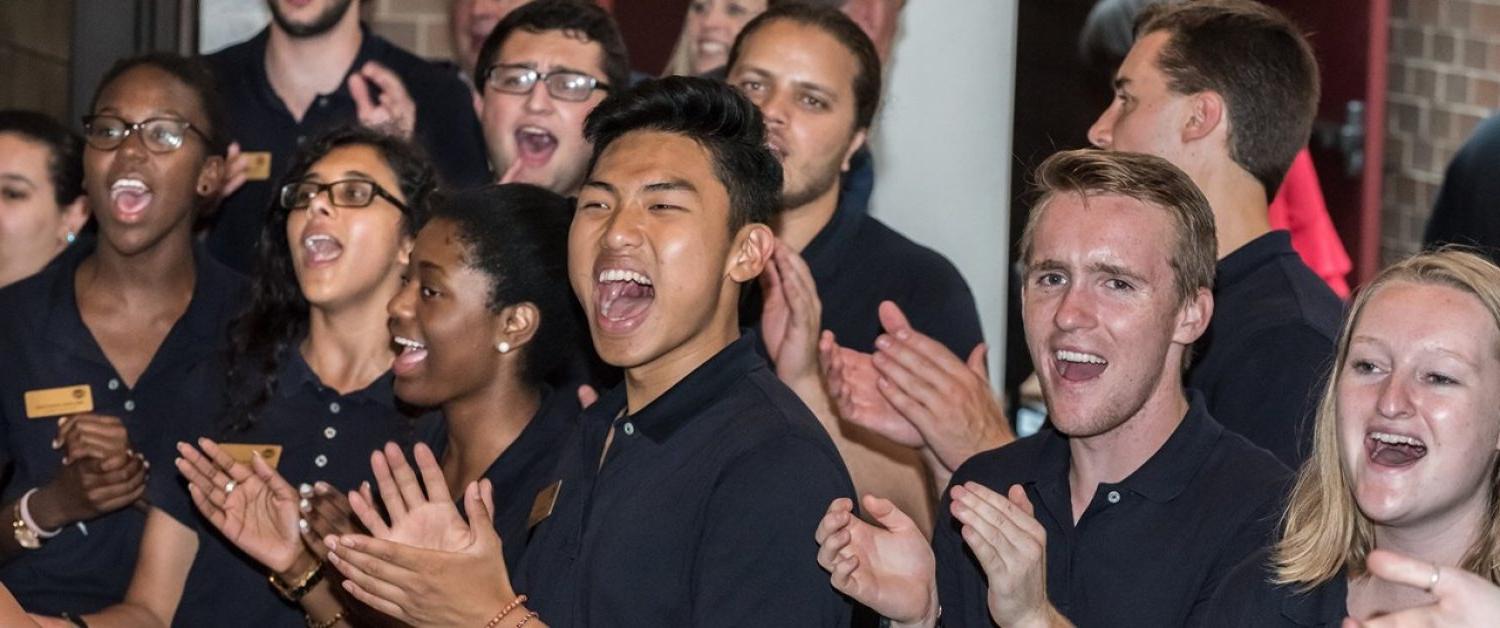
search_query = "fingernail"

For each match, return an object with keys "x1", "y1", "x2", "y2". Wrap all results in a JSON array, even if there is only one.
[
  {"x1": 51, "y1": 438, "x2": 61, "y2": 450},
  {"x1": 61, "y1": 456, "x2": 70, "y2": 465},
  {"x1": 58, "y1": 416, "x2": 69, "y2": 426},
  {"x1": 143, "y1": 460, "x2": 151, "y2": 469},
  {"x1": 299, "y1": 498, "x2": 311, "y2": 512},
  {"x1": 299, "y1": 483, "x2": 313, "y2": 497},
  {"x1": 299, "y1": 518, "x2": 309, "y2": 533},
  {"x1": 897, "y1": 330, "x2": 911, "y2": 340},
  {"x1": 314, "y1": 481, "x2": 329, "y2": 494},
  {"x1": 875, "y1": 336, "x2": 890, "y2": 349}
]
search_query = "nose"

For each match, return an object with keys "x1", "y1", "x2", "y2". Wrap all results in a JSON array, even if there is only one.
[
  {"x1": 387, "y1": 271, "x2": 417, "y2": 323},
  {"x1": 1375, "y1": 372, "x2": 1416, "y2": 420},
  {"x1": 601, "y1": 202, "x2": 645, "y2": 251},
  {"x1": 757, "y1": 87, "x2": 787, "y2": 130},
  {"x1": 701, "y1": 5, "x2": 732, "y2": 32},
  {"x1": 1052, "y1": 284, "x2": 1097, "y2": 332},
  {"x1": 1087, "y1": 103, "x2": 1117, "y2": 149},
  {"x1": 308, "y1": 188, "x2": 337, "y2": 219},
  {"x1": 523, "y1": 80, "x2": 556, "y2": 114}
]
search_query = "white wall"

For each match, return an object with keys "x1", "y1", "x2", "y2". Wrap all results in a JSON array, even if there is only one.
[{"x1": 869, "y1": 0, "x2": 1017, "y2": 391}]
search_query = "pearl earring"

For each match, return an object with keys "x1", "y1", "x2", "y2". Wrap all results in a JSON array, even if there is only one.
[
  {"x1": 497, "y1": 341, "x2": 511, "y2": 354},
  {"x1": 65, "y1": 231, "x2": 76, "y2": 244}
]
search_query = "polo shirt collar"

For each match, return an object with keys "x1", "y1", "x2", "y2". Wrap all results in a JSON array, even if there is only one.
[
  {"x1": 800, "y1": 175, "x2": 870, "y2": 288},
  {"x1": 246, "y1": 23, "x2": 384, "y2": 117},
  {"x1": 1218, "y1": 230, "x2": 1296, "y2": 288}
]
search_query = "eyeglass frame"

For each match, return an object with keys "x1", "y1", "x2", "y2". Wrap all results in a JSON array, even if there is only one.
[
  {"x1": 278, "y1": 178, "x2": 411, "y2": 212},
  {"x1": 80, "y1": 114, "x2": 211, "y2": 153},
  {"x1": 481, "y1": 63, "x2": 612, "y2": 102}
]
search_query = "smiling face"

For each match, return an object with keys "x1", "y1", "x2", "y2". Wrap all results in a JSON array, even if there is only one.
[
  {"x1": 1022, "y1": 191, "x2": 1207, "y2": 438},
  {"x1": 728, "y1": 19, "x2": 865, "y2": 211},
  {"x1": 285, "y1": 144, "x2": 411, "y2": 312},
  {"x1": 569, "y1": 129, "x2": 769, "y2": 373},
  {"x1": 0, "y1": 133, "x2": 85, "y2": 287},
  {"x1": 480, "y1": 29, "x2": 609, "y2": 195},
  {"x1": 1087, "y1": 31, "x2": 1194, "y2": 167},
  {"x1": 84, "y1": 65, "x2": 219, "y2": 258},
  {"x1": 1337, "y1": 281, "x2": 1500, "y2": 532},
  {"x1": 684, "y1": 0, "x2": 767, "y2": 74},
  {"x1": 388, "y1": 217, "x2": 508, "y2": 407}
]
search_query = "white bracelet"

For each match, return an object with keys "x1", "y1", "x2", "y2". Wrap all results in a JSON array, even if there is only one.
[{"x1": 20, "y1": 488, "x2": 61, "y2": 538}]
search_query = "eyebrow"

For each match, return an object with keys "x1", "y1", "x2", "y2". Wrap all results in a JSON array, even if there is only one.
[
  {"x1": 583, "y1": 180, "x2": 617, "y2": 194},
  {"x1": 1113, "y1": 77, "x2": 1132, "y2": 91},
  {"x1": 498, "y1": 61, "x2": 595, "y2": 77},
  {"x1": 0, "y1": 174, "x2": 36, "y2": 187},
  {"x1": 643, "y1": 178, "x2": 698, "y2": 194},
  {"x1": 1089, "y1": 262, "x2": 1148, "y2": 284},
  {"x1": 417, "y1": 260, "x2": 447, "y2": 275},
  {"x1": 735, "y1": 64, "x2": 839, "y2": 98},
  {"x1": 1350, "y1": 335, "x2": 1484, "y2": 369}
]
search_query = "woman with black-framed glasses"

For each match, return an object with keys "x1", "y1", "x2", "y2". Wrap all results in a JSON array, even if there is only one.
[
  {"x1": 71, "y1": 125, "x2": 440, "y2": 628},
  {"x1": 0, "y1": 52, "x2": 246, "y2": 622}
]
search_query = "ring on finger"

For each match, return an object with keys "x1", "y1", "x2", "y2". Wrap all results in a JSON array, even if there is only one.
[{"x1": 224, "y1": 479, "x2": 237, "y2": 495}]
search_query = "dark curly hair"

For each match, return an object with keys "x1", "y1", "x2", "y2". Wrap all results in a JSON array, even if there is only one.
[
  {"x1": 0, "y1": 110, "x2": 84, "y2": 206},
  {"x1": 223, "y1": 125, "x2": 437, "y2": 432}
]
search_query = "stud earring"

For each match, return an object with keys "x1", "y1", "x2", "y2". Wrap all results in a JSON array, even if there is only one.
[
  {"x1": 65, "y1": 231, "x2": 76, "y2": 244},
  {"x1": 497, "y1": 342, "x2": 511, "y2": 354}
]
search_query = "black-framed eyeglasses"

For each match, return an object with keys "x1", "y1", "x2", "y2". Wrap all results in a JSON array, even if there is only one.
[
  {"x1": 81, "y1": 114, "x2": 210, "y2": 153},
  {"x1": 483, "y1": 64, "x2": 610, "y2": 102},
  {"x1": 279, "y1": 179, "x2": 410, "y2": 212}
]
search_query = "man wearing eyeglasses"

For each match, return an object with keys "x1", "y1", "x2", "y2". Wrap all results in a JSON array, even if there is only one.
[
  {"x1": 472, "y1": 0, "x2": 631, "y2": 196},
  {"x1": 203, "y1": 0, "x2": 489, "y2": 274}
]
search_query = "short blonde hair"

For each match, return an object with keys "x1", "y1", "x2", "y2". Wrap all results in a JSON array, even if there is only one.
[{"x1": 1274, "y1": 248, "x2": 1500, "y2": 588}]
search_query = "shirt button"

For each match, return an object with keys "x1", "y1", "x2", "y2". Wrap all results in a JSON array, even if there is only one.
[
  {"x1": 317, "y1": 96, "x2": 328, "y2": 106},
  {"x1": 622, "y1": 422, "x2": 635, "y2": 436},
  {"x1": 107, "y1": 378, "x2": 120, "y2": 391},
  {"x1": 329, "y1": 402, "x2": 341, "y2": 414},
  {"x1": 324, "y1": 427, "x2": 337, "y2": 439},
  {"x1": 314, "y1": 454, "x2": 328, "y2": 468},
  {"x1": 123, "y1": 399, "x2": 136, "y2": 412},
  {"x1": 1107, "y1": 490, "x2": 1121, "y2": 504}
]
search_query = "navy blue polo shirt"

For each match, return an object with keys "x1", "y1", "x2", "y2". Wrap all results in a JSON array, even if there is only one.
[
  {"x1": 152, "y1": 344, "x2": 433, "y2": 627},
  {"x1": 1188, "y1": 230, "x2": 1344, "y2": 467},
  {"x1": 1204, "y1": 548, "x2": 1347, "y2": 627},
  {"x1": 0, "y1": 240, "x2": 244, "y2": 615},
  {"x1": 515, "y1": 332, "x2": 856, "y2": 626},
  {"x1": 932, "y1": 392, "x2": 1290, "y2": 627},
  {"x1": 204, "y1": 25, "x2": 490, "y2": 273},
  {"x1": 429, "y1": 387, "x2": 578, "y2": 572}
]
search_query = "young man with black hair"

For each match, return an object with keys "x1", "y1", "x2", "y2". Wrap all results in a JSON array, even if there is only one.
[
  {"x1": 472, "y1": 0, "x2": 631, "y2": 196},
  {"x1": 318, "y1": 77, "x2": 856, "y2": 627},
  {"x1": 205, "y1": 0, "x2": 488, "y2": 273}
]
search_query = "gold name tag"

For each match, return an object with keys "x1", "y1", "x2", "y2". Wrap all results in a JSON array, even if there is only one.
[
  {"x1": 528, "y1": 480, "x2": 562, "y2": 529},
  {"x1": 243, "y1": 151, "x2": 272, "y2": 181},
  {"x1": 217, "y1": 443, "x2": 284, "y2": 470},
  {"x1": 24, "y1": 385, "x2": 93, "y2": 419}
]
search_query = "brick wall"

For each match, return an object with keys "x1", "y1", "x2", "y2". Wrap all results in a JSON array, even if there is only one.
[
  {"x1": 367, "y1": 0, "x2": 454, "y2": 61},
  {"x1": 1383, "y1": 0, "x2": 1500, "y2": 263}
]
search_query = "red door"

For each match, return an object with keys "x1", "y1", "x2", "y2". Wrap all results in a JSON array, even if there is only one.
[{"x1": 1263, "y1": 0, "x2": 1391, "y2": 287}]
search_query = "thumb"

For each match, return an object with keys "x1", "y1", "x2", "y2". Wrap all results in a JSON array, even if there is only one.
[
  {"x1": 348, "y1": 73, "x2": 374, "y2": 117},
  {"x1": 967, "y1": 343, "x2": 989, "y2": 378},
  {"x1": 577, "y1": 384, "x2": 598, "y2": 409},
  {"x1": 878, "y1": 300, "x2": 912, "y2": 334},
  {"x1": 1008, "y1": 484, "x2": 1035, "y2": 517},
  {"x1": 861, "y1": 494, "x2": 916, "y2": 533}
]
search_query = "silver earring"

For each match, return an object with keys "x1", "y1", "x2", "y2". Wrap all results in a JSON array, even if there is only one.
[
  {"x1": 65, "y1": 231, "x2": 76, "y2": 244},
  {"x1": 497, "y1": 341, "x2": 511, "y2": 354}
]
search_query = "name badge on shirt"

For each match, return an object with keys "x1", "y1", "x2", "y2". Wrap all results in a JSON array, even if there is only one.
[
  {"x1": 528, "y1": 480, "x2": 562, "y2": 529},
  {"x1": 218, "y1": 443, "x2": 284, "y2": 470},
  {"x1": 24, "y1": 385, "x2": 93, "y2": 419},
  {"x1": 243, "y1": 151, "x2": 272, "y2": 181}
]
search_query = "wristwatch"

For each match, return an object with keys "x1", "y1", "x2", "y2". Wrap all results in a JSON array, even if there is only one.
[{"x1": 12, "y1": 501, "x2": 39, "y2": 549}]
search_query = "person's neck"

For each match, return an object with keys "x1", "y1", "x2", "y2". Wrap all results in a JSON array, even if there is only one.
[
  {"x1": 1065, "y1": 372, "x2": 1189, "y2": 523},
  {"x1": 1348, "y1": 490, "x2": 1492, "y2": 614},
  {"x1": 301, "y1": 291, "x2": 396, "y2": 395},
  {"x1": 1194, "y1": 160, "x2": 1272, "y2": 259},
  {"x1": 79, "y1": 229, "x2": 197, "y2": 306},
  {"x1": 264, "y1": 12, "x2": 364, "y2": 121},
  {"x1": 773, "y1": 183, "x2": 841, "y2": 253},
  {"x1": 440, "y1": 374, "x2": 541, "y2": 494},
  {"x1": 623, "y1": 306, "x2": 741, "y2": 415}
]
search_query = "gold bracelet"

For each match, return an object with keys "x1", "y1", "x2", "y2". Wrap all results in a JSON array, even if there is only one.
[
  {"x1": 269, "y1": 559, "x2": 325, "y2": 603},
  {"x1": 515, "y1": 611, "x2": 538, "y2": 628},
  {"x1": 305, "y1": 611, "x2": 344, "y2": 628},
  {"x1": 484, "y1": 594, "x2": 528, "y2": 628}
]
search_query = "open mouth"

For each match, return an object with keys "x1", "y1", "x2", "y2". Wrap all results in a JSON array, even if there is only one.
[
  {"x1": 392, "y1": 335, "x2": 428, "y2": 376},
  {"x1": 1366, "y1": 431, "x2": 1427, "y2": 467},
  {"x1": 696, "y1": 40, "x2": 729, "y2": 60},
  {"x1": 1055, "y1": 349, "x2": 1108, "y2": 382},
  {"x1": 109, "y1": 178, "x2": 153, "y2": 222},
  {"x1": 515, "y1": 126, "x2": 558, "y2": 166},
  {"x1": 595, "y1": 268, "x2": 655, "y2": 334},
  {"x1": 302, "y1": 233, "x2": 344, "y2": 266}
]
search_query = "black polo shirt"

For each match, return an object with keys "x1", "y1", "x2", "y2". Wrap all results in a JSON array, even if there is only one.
[
  {"x1": 1204, "y1": 548, "x2": 1346, "y2": 627},
  {"x1": 1188, "y1": 230, "x2": 1343, "y2": 467},
  {"x1": 932, "y1": 392, "x2": 1290, "y2": 627},
  {"x1": 204, "y1": 25, "x2": 490, "y2": 273},
  {"x1": 0, "y1": 240, "x2": 244, "y2": 615},
  {"x1": 744, "y1": 181, "x2": 985, "y2": 358},
  {"x1": 515, "y1": 332, "x2": 856, "y2": 627},
  {"x1": 429, "y1": 387, "x2": 578, "y2": 572},
  {"x1": 151, "y1": 344, "x2": 432, "y2": 627}
]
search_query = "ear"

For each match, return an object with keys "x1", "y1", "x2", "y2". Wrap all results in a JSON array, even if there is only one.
[
  {"x1": 494, "y1": 301, "x2": 541, "y2": 352},
  {"x1": 725, "y1": 223, "x2": 775, "y2": 284},
  {"x1": 195, "y1": 153, "x2": 226, "y2": 200},
  {"x1": 1171, "y1": 286, "x2": 1213, "y2": 346},
  {"x1": 58, "y1": 195, "x2": 89, "y2": 242},
  {"x1": 396, "y1": 233, "x2": 415, "y2": 266},
  {"x1": 840, "y1": 128, "x2": 868, "y2": 173},
  {"x1": 1180, "y1": 91, "x2": 1225, "y2": 144}
]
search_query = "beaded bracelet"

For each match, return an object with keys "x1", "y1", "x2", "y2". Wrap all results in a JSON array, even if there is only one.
[
  {"x1": 305, "y1": 611, "x2": 344, "y2": 628},
  {"x1": 515, "y1": 611, "x2": 539, "y2": 627},
  {"x1": 485, "y1": 594, "x2": 529, "y2": 628}
]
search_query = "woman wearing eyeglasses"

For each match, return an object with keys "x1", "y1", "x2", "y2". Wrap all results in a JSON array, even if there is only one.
[
  {"x1": 41, "y1": 125, "x2": 439, "y2": 628},
  {"x1": 0, "y1": 53, "x2": 243, "y2": 621}
]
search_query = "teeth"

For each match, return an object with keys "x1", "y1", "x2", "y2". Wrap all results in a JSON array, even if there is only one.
[
  {"x1": 393, "y1": 336, "x2": 426, "y2": 350},
  {"x1": 518, "y1": 126, "x2": 552, "y2": 138},
  {"x1": 699, "y1": 41, "x2": 727, "y2": 54},
  {"x1": 1369, "y1": 431, "x2": 1425, "y2": 447},
  {"x1": 1055, "y1": 350, "x2": 1106, "y2": 364},
  {"x1": 303, "y1": 234, "x2": 335, "y2": 248},
  {"x1": 110, "y1": 178, "x2": 149, "y2": 194},
  {"x1": 597, "y1": 269, "x2": 653, "y2": 286}
]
